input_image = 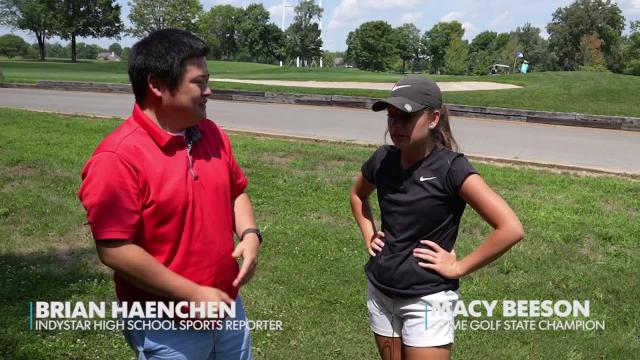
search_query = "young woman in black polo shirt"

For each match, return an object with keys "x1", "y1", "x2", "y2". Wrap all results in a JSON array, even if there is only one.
[{"x1": 350, "y1": 75, "x2": 524, "y2": 360}]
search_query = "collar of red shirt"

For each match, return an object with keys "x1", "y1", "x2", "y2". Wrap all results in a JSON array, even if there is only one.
[{"x1": 131, "y1": 103, "x2": 190, "y2": 149}]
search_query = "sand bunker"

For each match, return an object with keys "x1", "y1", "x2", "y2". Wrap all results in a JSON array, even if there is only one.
[{"x1": 211, "y1": 78, "x2": 522, "y2": 92}]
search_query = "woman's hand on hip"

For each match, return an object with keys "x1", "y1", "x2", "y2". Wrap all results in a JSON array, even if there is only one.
[
  {"x1": 367, "y1": 231, "x2": 386, "y2": 257},
  {"x1": 413, "y1": 240, "x2": 462, "y2": 279}
]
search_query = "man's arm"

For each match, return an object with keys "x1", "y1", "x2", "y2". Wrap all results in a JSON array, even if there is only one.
[
  {"x1": 95, "y1": 241, "x2": 232, "y2": 303},
  {"x1": 231, "y1": 192, "x2": 260, "y2": 288}
]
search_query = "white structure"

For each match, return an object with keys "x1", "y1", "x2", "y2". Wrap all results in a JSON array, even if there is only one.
[
  {"x1": 280, "y1": 0, "x2": 323, "y2": 68},
  {"x1": 280, "y1": 0, "x2": 293, "y2": 67},
  {"x1": 318, "y1": 0, "x2": 322, "y2": 68},
  {"x1": 96, "y1": 51, "x2": 120, "y2": 62}
]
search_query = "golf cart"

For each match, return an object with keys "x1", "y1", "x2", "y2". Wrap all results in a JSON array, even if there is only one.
[{"x1": 489, "y1": 64, "x2": 511, "y2": 75}]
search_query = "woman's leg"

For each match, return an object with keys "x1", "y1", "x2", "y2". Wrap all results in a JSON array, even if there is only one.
[
  {"x1": 368, "y1": 282, "x2": 403, "y2": 359},
  {"x1": 397, "y1": 290, "x2": 459, "y2": 360},
  {"x1": 374, "y1": 334, "x2": 403, "y2": 360},
  {"x1": 403, "y1": 343, "x2": 451, "y2": 360}
]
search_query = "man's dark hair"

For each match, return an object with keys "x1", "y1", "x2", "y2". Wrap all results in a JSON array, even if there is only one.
[{"x1": 128, "y1": 29, "x2": 209, "y2": 104}]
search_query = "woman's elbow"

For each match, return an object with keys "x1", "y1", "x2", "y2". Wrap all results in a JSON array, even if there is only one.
[
  {"x1": 509, "y1": 220, "x2": 525, "y2": 244},
  {"x1": 349, "y1": 189, "x2": 364, "y2": 204},
  {"x1": 497, "y1": 218, "x2": 524, "y2": 245}
]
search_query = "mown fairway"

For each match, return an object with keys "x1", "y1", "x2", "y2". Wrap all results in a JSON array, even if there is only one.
[
  {"x1": 0, "y1": 108, "x2": 638, "y2": 359},
  {"x1": 2, "y1": 59, "x2": 640, "y2": 117}
]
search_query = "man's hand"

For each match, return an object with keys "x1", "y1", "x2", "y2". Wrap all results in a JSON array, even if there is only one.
[
  {"x1": 189, "y1": 285, "x2": 233, "y2": 304},
  {"x1": 95, "y1": 241, "x2": 234, "y2": 308},
  {"x1": 184, "y1": 285, "x2": 233, "y2": 320},
  {"x1": 232, "y1": 235, "x2": 260, "y2": 287}
]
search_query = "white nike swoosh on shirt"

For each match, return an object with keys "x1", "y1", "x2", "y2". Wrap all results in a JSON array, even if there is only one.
[
  {"x1": 420, "y1": 176, "x2": 437, "y2": 181},
  {"x1": 392, "y1": 84, "x2": 412, "y2": 91}
]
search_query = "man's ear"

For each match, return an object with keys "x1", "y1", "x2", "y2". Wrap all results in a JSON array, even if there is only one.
[{"x1": 147, "y1": 74, "x2": 165, "y2": 98}]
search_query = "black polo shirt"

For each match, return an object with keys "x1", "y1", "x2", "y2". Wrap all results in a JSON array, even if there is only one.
[{"x1": 362, "y1": 145, "x2": 478, "y2": 298}]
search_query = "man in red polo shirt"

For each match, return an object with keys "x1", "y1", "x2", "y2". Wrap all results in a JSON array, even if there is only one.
[{"x1": 78, "y1": 29, "x2": 259, "y2": 359}]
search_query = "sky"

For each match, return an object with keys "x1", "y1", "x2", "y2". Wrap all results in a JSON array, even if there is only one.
[{"x1": 1, "y1": 0, "x2": 639, "y2": 52}]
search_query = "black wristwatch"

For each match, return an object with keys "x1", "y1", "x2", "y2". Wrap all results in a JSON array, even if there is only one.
[{"x1": 240, "y1": 228, "x2": 262, "y2": 244}]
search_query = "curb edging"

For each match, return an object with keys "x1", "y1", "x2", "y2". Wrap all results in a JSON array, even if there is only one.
[{"x1": 2, "y1": 80, "x2": 638, "y2": 132}]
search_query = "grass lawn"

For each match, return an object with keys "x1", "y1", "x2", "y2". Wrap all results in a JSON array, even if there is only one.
[
  {"x1": 1, "y1": 59, "x2": 640, "y2": 117},
  {"x1": 0, "y1": 108, "x2": 639, "y2": 359}
]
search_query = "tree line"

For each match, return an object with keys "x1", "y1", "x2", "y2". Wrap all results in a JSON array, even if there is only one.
[
  {"x1": 0, "y1": 0, "x2": 122, "y2": 62},
  {"x1": 346, "y1": 0, "x2": 640, "y2": 76},
  {"x1": 193, "y1": 0, "x2": 322, "y2": 65},
  {"x1": 0, "y1": 0, "x2": 324, "y2": 65},
  {"x1": 0, "y1": 34, "x2": 128, "y2": 60},
  {"x1": 1, "y1": 0, "x2": 639, "y2": 76}
]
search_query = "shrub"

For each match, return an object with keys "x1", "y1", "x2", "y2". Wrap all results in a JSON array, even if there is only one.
[
  {"x1": 624, "y1": 59, "x2": 640, "y2": 76},
  {"x1": 579, "y1": 64, "x2": 610, "y2": 72}
]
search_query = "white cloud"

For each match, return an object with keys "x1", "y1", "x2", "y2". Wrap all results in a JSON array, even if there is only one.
[
  {"x1": 461, "y1": 22, "x2": 476, "y2": 40},
  {"x1": 328, "y1": 0, "x2": 362, "y2": 29},
  {"x1": 202, "y1": 0, "x2": 261, "y2": 10},
  {"x1": 210, "y1": 0, "x2": 240, "y2": 6},
  {"x1": 534, "y1": 23, "x2": 550, "y2": 39},
  {"x1": 618, "y1": 0, "x2": 640, "y2": 15},
  {"x1": 323, "y1": 38, "x2": 336, "y2": 51},
  {"x1": 440, "y1": 11, "x2": 466, "y2": 23},
  {"x1": 268, "y1": 3, "x2": 295, "y2": 27},
  {"x1": 367, "y1": 0, "x2": 422, "y2": 8},
  {"x1": 327, "y1": 20, "x2": 347, "y2": 30},
  {"x1": 437, "y1": 11, "x2": 476, "y2": 39},
  {"x1": 490, "y1": 10, "x2": 512, "y2": 27},
  {"x1": 328, "y1": 0, "x2": 423, "y2": 29},
  {"x1": 400, "y1": 11, "x2": 424, "y2": 25}
]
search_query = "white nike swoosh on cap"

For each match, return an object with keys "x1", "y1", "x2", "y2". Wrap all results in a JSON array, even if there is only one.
[
  {"x1": 420, "y1": 176, "x2": 437, "y2": 181},
  {"x1": 392, "y1": 84, "x2": 412, "y2": 91}
]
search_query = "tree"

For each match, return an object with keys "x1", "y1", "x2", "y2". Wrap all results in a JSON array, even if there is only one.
[
  {"x1": 108, "y1": 42, "x2": 122, "y2": 56},
  {"x1": 57, "y1": 0, "x2": 123, "y2": 62},
  {"x1": 579, "y1": 34, "x2": 606, "y2": 68},
  {"x1": 444, "y1": 38, "x2": 469, "y2": 75},
  {"x1": 258, "y1": 23, "x2": 285, "y2": 64},
  {"x1": 622, "y1": 21, "x2": 640, "y2": 75},
  {"x1": 469, "y1": 31, "x2": 497, "y2": 54},
  {"x1": 121, "y1": 46, "x2": 131, "y2": 60},
  {"x1": 237, "y1": 3, "x2": 271, "y2": 62},
  {"x1": 47, "y1": 42, "x2": 70, "y2": 58},
  {"x1": 511, "y1": 23, "x2": 550, "y2": 71},
  {"x1": 500, "y1": 36, "x2": 521, "y2": 69},
  {"x1": 75, "y1": 42, "x2": 102, "y2": 59},
  {"x1": 286, "y1": 0, "x2": 323, "y2": 66},
  {"x1": 627, "y1": 21, "x2": 640, "y2": 55},
  {"x1": 422, "y1": 21, "x2": 465, "y2": 74},
  {"x1": 24, "y1": 42, "x2": 40, "y2": 59},
  {"x1": 393, "y1": 23, "x2": 421, "y2": 74},
  {"x1": 468, "y1": 31, "x2": 499, "y2": 75},
  {"x1": 197, "y1": 4, "x2": 242, "y2": 60},
  {"x1": 128, "y1": 0, "x2": 202, "y2": 38},
  {"x1": 0, "y1": 0, "x2": 57, "y2": 60},
  {"x1": 547, "y1": 0, "x2": 625, "y2": 71},
  {"x1": 625, "y1": 58, "x2": 640, "y2": 76},
  {"x1": 345, "y1": 21, "x2": 395, "y2": 71},
  {"x1": 0, "y1": 33, "x2": 28, "y2": 58},
  {"x1": 323, "y1": 51, "x2": 344, "y2": 67}
]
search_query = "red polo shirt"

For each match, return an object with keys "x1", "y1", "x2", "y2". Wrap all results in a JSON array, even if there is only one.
[{"x1": 78, "y1": 103, "x2": 247, "y2": 301}]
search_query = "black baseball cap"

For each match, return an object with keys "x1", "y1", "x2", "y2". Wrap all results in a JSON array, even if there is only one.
[{"x1": 372, "y1": 75, "x2": 442, "y2": 113}]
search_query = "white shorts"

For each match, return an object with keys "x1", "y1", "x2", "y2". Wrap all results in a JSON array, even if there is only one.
[{"x1": 367, "y1": 281, "x2": 460, "y2": 347}]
